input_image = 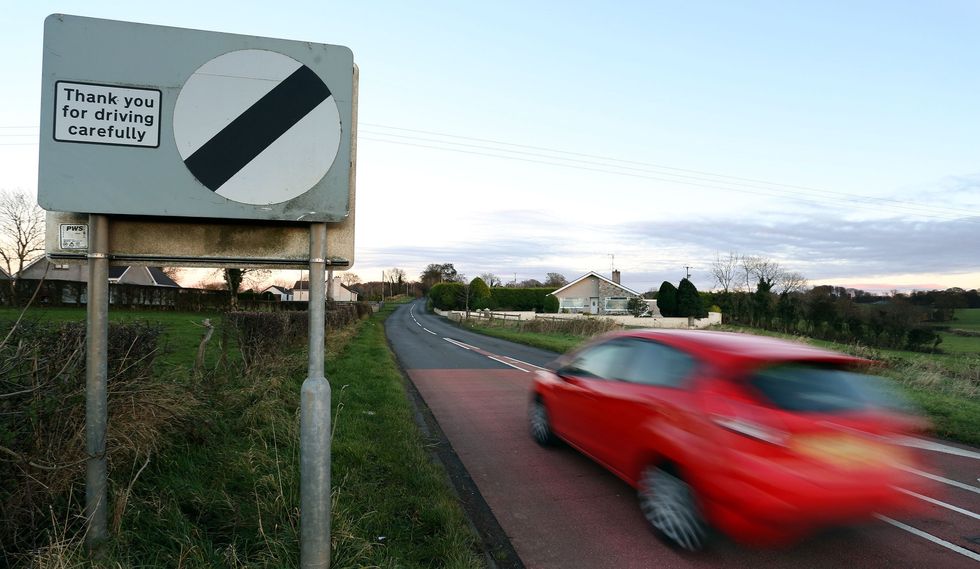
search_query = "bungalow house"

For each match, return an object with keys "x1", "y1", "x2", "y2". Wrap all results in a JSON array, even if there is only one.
[
  {"x1": 292, "y1": 277, "x2": 358, "y2": 302},
  {"x1": 17, "y1": 258, "x2": 180, "y2": 288},
  {"x1": 261, "y1": 285, "x2": 293, "y2": 301},
  {"x1": 549, "y1": 270, "x2": 642, "y2": 315}
]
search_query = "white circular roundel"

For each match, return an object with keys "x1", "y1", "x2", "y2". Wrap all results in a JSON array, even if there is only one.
[{"x1": 173, "y1": 49, "x2": 342, "y2": 205}]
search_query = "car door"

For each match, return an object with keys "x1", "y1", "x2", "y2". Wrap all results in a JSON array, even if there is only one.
[
  {"x1": 551, "y1": 340, "x2": 634, "y2": 457},
  {"x1": 584, "y1": 338, "x2": 698, "y2": 479}
]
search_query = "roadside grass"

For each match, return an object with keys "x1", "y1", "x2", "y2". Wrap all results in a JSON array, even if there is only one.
[
  {"x1": 7, "y1": 304, "x2": 484, "y2": 568},
  {"x1": 460, "y1": 324, "x2": 583, "y2": 354},
  {"x1": 457, "y1": 316, "x2": 619, "y2": 354},
  {"x1": 457, "y1": 315, "x2": 980, "y2": 447}
]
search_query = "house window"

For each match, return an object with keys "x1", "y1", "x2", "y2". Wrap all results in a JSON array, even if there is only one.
[
  {"x1": 53, "y1": 264, "x2": 70, "y2": 270},
  {"x1": 560, "y1": 297, "x2": 586, "y2": 310},
  {"x1": 604, "y1": 297, "x2": 629, "y2": 312}
]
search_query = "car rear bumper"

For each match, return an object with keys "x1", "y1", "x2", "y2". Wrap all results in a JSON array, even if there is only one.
[{"x1": 700, "y1": 451, "x2": 934, "y2": 546}]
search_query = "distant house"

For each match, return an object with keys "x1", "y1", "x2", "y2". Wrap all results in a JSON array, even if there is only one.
[
  {"x1": 17, "y1": 259, "x2": 179, "y2": 288},
  {"x1": 549, "y1": 270, "x2": 642, "y2": 315},
  {"x1": 261, "y1": 285, "x2": 293, "y2": 302},
  {"x1": 292, "y1": 277, "x2": 359, "y2": 302},
  {"x1": 330, "y1": 278, "x2": 358, "y2": 302}
]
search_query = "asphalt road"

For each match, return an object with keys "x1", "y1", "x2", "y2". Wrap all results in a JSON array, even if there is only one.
[{"x1": 386, "y1": 299, "x2": 980, "y2": 569}]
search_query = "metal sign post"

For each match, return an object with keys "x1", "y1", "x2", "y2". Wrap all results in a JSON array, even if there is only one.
[
  {"x1": 301, "y1": 222, "x2": 331, "y2": 568},
  {"x1": 85, "y1": 214, "x2": 109, "y2": 550}
]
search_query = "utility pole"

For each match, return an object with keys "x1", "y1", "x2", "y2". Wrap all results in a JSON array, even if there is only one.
[{"x1": 685, "y1": 266, "x2": 692, "y2": 280}]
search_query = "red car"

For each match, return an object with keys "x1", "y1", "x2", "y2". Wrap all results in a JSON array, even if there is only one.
[{"x1": 528, "y1": 329, "x2": 934, "y2": 551}]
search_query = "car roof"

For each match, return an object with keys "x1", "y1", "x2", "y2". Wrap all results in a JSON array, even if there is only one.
[{"x1": 607, "y1": 329, "x2": 864, "y2": 367}]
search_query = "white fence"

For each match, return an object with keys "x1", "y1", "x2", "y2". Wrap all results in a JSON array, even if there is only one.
[{"x1": 435, "y1": 308, "x2": 722, "y2": 329}]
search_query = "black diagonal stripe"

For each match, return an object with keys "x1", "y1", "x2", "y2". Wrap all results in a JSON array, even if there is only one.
[{"x1": 184, "y1": 65, "x2": 331, "y2": 191}]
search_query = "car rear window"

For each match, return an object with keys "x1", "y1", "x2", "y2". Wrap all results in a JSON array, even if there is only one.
[{"x1": 748, "y1": 363, "x2": 910, "y2": 413}]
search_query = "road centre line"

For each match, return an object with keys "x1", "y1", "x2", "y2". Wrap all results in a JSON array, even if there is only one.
[
  {"x1": 506, "y1": 356, "x2": 547, "y2": 370},
  {"x1": 896, "y1": 437, "x2": 980, "y2": 460},
  {"x1": 899, "y1": 465, "x2": 980, "y2": 495},
  {"x1": 894, "y1": 487, "x2": 980, "y2": 521},
  {"x1": 423, "y1": 328, "x2": 437, "y2": 335},
  {"x1": 874, "y1": 514, "x2": 980, "y2": 563},
  {"x1": 487, "y1": 355, "x2": 529, "y2": 372},
  {"x1": 443, "y1": 338, "x2": 472, "y2": 350}
]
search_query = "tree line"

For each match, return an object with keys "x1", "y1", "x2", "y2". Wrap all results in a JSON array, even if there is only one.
[{"x1": 704, "y1": 252, "x2": 975, "y2": 352}]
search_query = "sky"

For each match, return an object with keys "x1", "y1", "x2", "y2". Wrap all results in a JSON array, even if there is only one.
[{"x1": 3, "y1": 1, "x2": 979, "y2": 293}]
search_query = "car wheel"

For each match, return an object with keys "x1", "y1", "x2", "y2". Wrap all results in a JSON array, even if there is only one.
[
  {"x1": 529, "y1": 398, "x2": 557, "y2": 446},
  {"x1": 638, "y1": 465, "x2": 709, "y2": 552}
]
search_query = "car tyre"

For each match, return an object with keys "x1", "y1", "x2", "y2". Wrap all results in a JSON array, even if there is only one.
[
  {"x1": 638, "y1": 465, "x2": 709, "y2": 552},
  {"x1": 529, "y1": 398, "x2": 557, "y2": 446}
]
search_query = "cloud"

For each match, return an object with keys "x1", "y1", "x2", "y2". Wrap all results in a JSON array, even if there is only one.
[{"x1": 354, "y1": 208, "x2": 980, "y2": 290}]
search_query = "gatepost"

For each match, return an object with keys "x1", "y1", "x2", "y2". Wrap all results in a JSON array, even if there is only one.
[{"x1": 38, "y1": 15, "x2": 357, "y2": 568}]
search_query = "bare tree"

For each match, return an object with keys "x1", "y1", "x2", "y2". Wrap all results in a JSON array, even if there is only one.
[
  {"x1": 710, "y1": 252, "x2": 740, "y2": 293},
  {"x1": 544, "y1": 272, "x2": 568, "y2": 287},
  {"x1": 479, "y1": 272, "x2": 502, "y2": 287},
  {"x1": 341, "y1": 272, "x2": 361, "y2": 286},
  {"x1": 387, "y1": 267, "x2": 406, "y2": 294},
  {"x1": 221, "y1": 268, "x2": 270, "y2": 309},
  {"x1": 776, "y1": 271, "x2": 808, "y2": 295},
  {"x1": 0, "y1": 191, "x2": 45, "y2": 304}
]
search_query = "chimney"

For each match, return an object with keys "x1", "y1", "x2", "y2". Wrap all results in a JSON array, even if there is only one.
[{"x1": 612, "y1": 269, "x2": 621, "y2": 285}]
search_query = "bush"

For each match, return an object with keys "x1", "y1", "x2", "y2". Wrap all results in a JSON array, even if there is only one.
[
  {"x1": 468, "y1": 278, "x2": 492, "y2": 310},
  {"x1": 543, "y1": 294, "x2": 560, "y2": 313},
  {"x1": 657, "y1": 281, "x2": 678, "y2": 317},
  {"x1": 677, "y1": 278, "x2": 707, "y2": 318},
  {"x1": 429, "y1": 282, "x2": 465, "y2": 310},
  {"x1": 0, "y1": 319, "x2": 181, "y2": 560},
  {"x1": 227, "y1": 305, "x2": 364, "y2": 368},
  {"x1": 489, "y1": 287, "x2": 558, "y2": 311}
]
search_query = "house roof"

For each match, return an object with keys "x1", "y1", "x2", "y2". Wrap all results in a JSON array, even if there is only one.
[
  {"x1": 108, "y1": 266, "x2": 129, "y2": 280},
  {"x1": 263, "y1": 285, "x2": 292, "y2": 294},
  {"x1": 147, "y1": 267, "x2": 181, "y2": 287},
  {"x1": 293, "y1": 280, "x2": 309, "y2": 290},
  {"x1": 0, "y1": 266, "x2": 8, "y2": 279},
  {"x1": 549, "y1": 271, "x2": 641, "y2": 297}
]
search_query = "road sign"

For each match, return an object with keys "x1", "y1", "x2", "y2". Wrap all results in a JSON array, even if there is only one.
[{"x1": 38, "y1": 14, "x2": 353, "y2": 222}]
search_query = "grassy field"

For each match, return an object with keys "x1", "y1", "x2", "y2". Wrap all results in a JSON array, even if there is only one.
[
  {"x1": 4, "y1": 304, "x2": 484, "y2": 568},
  {"x1": 935, "y1": 308, "x2": 980, "y2": 355},
  {"x1": 949, "y1": 307, "x2": 980, "y2": 331},
  {"x1": 459, "y1": 312, "x2": 980, "y2": 447},
  {"x1": 0, "y1": 306, "x2": 225, "y2": 369}
]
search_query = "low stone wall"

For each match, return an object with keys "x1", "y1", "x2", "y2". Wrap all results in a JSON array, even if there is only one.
[{"x1": 435, "y1": 307, "x2": 722, "y2": 329}]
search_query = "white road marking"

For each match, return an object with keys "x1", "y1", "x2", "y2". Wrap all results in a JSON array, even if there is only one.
[
  {"x1": 894, "y1": 487, "x2": 980, "y2": 521},
  {"x1": 443, "y1": 338, "x2": 472, "y2": 350},
  {"x1": 874, "y1": 514, "x2": 980, "y2": 563},
  {"x1": 506, "y1": 357, "x2": 547, "y2": 370},
  {"x1": 423, "y1": 328, "x2": 437, "y2": 335},
  {"x1": 897, "y1": 437, "x2": 980, "y2": 460},
  {"x1": 899, "y1": 465, "x2": 980, "y2": 496},
  {"x1": 487, "y1": 355, "x2": 530, "y2": 372}
]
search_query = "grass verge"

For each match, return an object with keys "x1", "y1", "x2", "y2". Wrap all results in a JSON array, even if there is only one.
[{"x1": 9, "y1": 305, "x2": 483, "y2": 568}]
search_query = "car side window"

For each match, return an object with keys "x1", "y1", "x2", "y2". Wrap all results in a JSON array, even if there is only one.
[
  {"x1": 618, "y1": 339, "x2": 695, "y2": 388},
  {"x1": 564, "y1": 341, "x2": 632, "y2": 380}
]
